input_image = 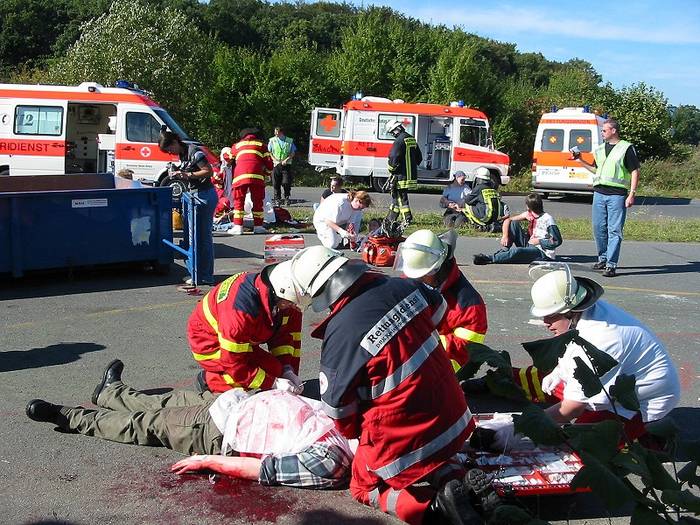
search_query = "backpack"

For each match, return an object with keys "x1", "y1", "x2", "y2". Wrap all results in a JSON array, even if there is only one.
[{"x1": 362, "y1": 234, "x2": 404, "y2": 267}]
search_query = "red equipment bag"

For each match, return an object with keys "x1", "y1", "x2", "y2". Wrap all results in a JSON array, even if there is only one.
[{"x1": 362, "y1": 235, "x2": 403, "y2": 267}]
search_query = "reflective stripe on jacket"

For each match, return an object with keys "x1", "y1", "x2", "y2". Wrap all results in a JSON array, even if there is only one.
[
  {"x1": 187, "y1": 272, "x2": 302, "y2": 392},
  {"x1": 593, "y1": 140, "x2": 632, "y2": 190},
  {"x1": 388, "y1": 131, "x2": 422, "y2": 189},
  {"x1": 231, "y1": 135, "x2": 273, "y2": 186}
]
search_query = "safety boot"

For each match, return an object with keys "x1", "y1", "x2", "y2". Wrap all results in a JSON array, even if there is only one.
[
  {"x1": 92, "y1": 359, "x2": 124, "y2": 404},
  {"x1": 464, "y1": 468, "x2": 501, "y2": 516},
  {"x1": 26, "y1": 399, "x2": 66, "y2": 426},
  {"x1": 428, "y1": 479, "x2": 484, "y2": 525}
]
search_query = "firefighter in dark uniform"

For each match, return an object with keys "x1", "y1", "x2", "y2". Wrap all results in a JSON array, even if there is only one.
[{"x1": 385, "y1": 119, "x2": 422, "y2": 225}]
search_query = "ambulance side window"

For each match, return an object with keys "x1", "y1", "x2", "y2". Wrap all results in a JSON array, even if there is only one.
[
  {"x1": 541, "y1": 129, "x2": 564, "y2": 151},
  {"x1": 315, "y1": 111, "x2": 341, "y2": 138},
  {"x1": 14, "y1": 106, "x2": 63, "y2": 136},
  {"x1": 378, "y1": 114, "x2": 415, "y2": 140},
  {"x1": 569, "y1": 129, "x2": 592, "y2": 152},
  {"x1": 126, "y1": 112, "x2": 161, "y2": 143}
]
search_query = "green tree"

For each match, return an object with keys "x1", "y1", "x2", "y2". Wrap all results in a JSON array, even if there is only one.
[
  {"x1": 670, "y1": 105, "x2": 700, "y2": 145},
  {"x1": 606, "y1": 83, "x2": 672, "y2": 159},
  {"x1": 44, "y1": 0, "x2": 218, "y2": 139}
]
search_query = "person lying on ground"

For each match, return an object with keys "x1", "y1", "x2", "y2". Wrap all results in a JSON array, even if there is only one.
[{"x1": 26, "y1": 359, "x2": 352, "y2": 489}]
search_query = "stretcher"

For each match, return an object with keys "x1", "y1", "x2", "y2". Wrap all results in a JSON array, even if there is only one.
[{"x1": 468, "y1": 414, "x2": 590, "y2": 497}]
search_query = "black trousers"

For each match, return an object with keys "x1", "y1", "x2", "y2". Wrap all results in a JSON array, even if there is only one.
[{"x1": 272, "y1": 164, "x2": 293, "y2": 200}]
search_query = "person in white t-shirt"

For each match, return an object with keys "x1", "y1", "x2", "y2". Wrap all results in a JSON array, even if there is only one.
[
  {"x1": 313, "y1": 190, "x2": 372, "y2": 249},
  {"x1": 473, "y1": 193, "x2": 562, "y2": 265},
  {"x1": 529, "y1": 267, "x2": 680, "y2": 440}
]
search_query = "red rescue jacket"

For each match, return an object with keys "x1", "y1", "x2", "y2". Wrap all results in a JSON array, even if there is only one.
[
  {"x1": 437, "y1": 260, "x2": 488, "y2": 371},
  {"x1": 312, "y1": 273, "x2": 474, "y2": 488},
  {"x1": 230, "y1": 134, "x2": 273, "y2": 187},
  {"x1": 187, "y1": 272, "x2": 302, "y2": 393}
]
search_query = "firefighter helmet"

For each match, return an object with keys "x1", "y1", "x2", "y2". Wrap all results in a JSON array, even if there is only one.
[
  {"x1": 384, "y1": 119, "x2": 404, "y2": 135},
  {"x1": 530, "y1": 265, "x2": 604, "y2": 317},
  {"x1": 474, "y1": 167, "x2": 491, "y2": 180},
  {"x1": 266, "y1": 260, "x2": 300, "y2": 304},
  {"x1": 289, "y1": 246, "x2": 349, "y2": 309},
  {"x1": 394, "y1": 229, "x2": 448, "y2": 279}
]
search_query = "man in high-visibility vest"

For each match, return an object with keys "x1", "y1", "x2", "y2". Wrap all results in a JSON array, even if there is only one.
[
  {"x1": 574, "y1": 118, "x2": 640, "y2": 278},
  {"x1": 186, "y1": 262, "x2": 303, "y2": 394},
  {"x1": 229, "y1": 128, "x2": 273, "y2": 235},
  {"x1": 384, "y1": 119, "x2": 422, "y2": 225},
  {"x1": 268, "y1": 126, "x2": 297, "y2": 206}
]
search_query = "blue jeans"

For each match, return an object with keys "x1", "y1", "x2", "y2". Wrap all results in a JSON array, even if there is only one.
[
  {"x1": 182, "y1": 186, "x2": 217, "y2": 282},
  {"x1": 592, "y1": 192, "x2": 627, "y2": 268},
  {"x1": 491, "y1": 221, "x2": 546, "y2": 264}
]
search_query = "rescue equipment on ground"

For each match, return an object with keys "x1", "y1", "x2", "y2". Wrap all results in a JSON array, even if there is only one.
[
  {"x1": 361, "y1": 219, "x2": 406, "y2": 268},
  {"x1": 263, "y1": 234, "x2": 305, "y2": 264}
]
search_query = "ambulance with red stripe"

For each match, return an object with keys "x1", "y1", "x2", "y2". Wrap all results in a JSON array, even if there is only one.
[
  {"x1": 531, "y1": 106, "x2": 606, "y2": 197},
  {"x1": 309, "y1": 97, "x2": 509, "y2": 191},
  {"x1": 0, "y1": 81, "x2": 217, "y2": 187}
]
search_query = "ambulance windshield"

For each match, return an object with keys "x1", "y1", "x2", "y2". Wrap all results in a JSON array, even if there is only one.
[{"x1": 154, "y1": 109, "x2": 191, "y2": 141}]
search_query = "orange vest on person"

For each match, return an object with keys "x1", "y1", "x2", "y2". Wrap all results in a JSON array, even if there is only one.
[
  {"x1": 187, "y1": 272, "x2": 302, "y2": 393},
  {"x1": 230, "y1": 135, "x2": 273, "y2": 187}
]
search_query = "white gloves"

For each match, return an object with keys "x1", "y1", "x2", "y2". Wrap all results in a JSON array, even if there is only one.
[
  {"x1": 339, "y1": 229, "x2": 351, "y2": 240},
  {"x1": 273, "y1": 377, "x2": 303, "y2": 395},
  {"x1": 281, "y1": 366, "x2": 303, "y2": 391},
  {"x1": 541, "y1": 367, "x2": 564, "y2": 395}
]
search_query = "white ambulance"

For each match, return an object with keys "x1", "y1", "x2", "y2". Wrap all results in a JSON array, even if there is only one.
[
  {"x1": 531, "y1": 106, "x2": 606, "y2": 197},
  {"x1": 0, "y1": 81, "x2": 217, "y2": 187},
  {"x1": 309, "y1": 97, "x2": 510, "y2": 191}
]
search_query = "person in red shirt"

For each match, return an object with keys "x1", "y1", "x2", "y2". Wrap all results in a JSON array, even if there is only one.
[{"x1": 229, "y1": 128, "x2": 273, "y2": 235}]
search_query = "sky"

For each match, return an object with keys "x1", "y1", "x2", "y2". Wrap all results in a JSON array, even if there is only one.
[{"x1": 354, "y1": 0, "x2": 700, "y2": 108}]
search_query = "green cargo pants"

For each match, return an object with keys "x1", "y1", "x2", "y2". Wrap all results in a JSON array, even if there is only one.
[{"x1": 61, "y1": 382, "x2": 222, "y2": 455}]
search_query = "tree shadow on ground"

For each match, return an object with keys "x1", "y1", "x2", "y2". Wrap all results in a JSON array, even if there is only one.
[
  {"x1": 614, "y1": 261, "x2": 700, "y2": 277},
  {"x1": 297, "y1": 509, "x2": 385, "y2": 525},
  {"x1": 0, "y1": 342, "x2": 105, "y2": 373}
]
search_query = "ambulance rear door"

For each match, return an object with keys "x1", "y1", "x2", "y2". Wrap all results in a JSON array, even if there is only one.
[
  {"x1": 115, "y1": 103, "x2": 176, "y2": 183},
  {"x1": 7, "y1": 100, "x2": 67, "y2": 175},
  {"x1": 309, "y1": 108, "x2": 342, "y2": 170}
]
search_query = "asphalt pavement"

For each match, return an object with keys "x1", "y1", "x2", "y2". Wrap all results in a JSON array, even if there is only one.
[
  {"x1": 1, "y1": 229, "x2": 699, "y2": 525},
  {"x1": 288, "y1": 186, "x2": 700, "y2": 221}
]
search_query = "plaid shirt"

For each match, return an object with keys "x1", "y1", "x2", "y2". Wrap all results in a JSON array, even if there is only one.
[{"x1": 259, "y1": 431, "x2": 353, "y2": 489}]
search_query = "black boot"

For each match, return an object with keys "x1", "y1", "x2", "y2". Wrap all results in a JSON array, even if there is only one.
[
  {"x1": 92, "y1": 359, "x2": 124, "y2": 404},
  {"x1": 426, "y1": 479, "x2": 484, "y2": 525},
  {"x1": 26, "y1": 399, "x2": 65, "y2": 425},
  {"x1": 472, "y1": 254, "x2": 491, "y2": 266},
  {"x1": 195, "y1": 369, "x2": 210, "y2": 394},
  {"x1": 464, "y1": 468, "x2": 501, "y2": 516}
]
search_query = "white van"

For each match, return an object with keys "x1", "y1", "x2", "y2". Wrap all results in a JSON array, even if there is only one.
[
  {"x1": 309, "y1": 96, "x2": 510, "y2": 191},
  {"x1": 0, "y1": 81, "x2": 217, "y2": 187},
  {"x1": 531, "y1": 106, "x2": 605, "y2": 196}
]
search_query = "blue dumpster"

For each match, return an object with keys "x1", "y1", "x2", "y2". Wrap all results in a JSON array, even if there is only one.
[{"x1": 0, "y1": 174, "x2": 173, "y2": 277}]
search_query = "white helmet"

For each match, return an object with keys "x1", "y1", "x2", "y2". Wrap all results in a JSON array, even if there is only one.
[
  {"x1": 394, "y1": 229, "x2": 448, "y2": 279},
  {"x1": 266, "y1": 260, "x2": 300, "y2": 303},
  {"x1": 289, "y1": 246, "x2": 349, "y2": 309},
  {"x1": 220, "y1": 146, "x2": 232, "y2": 164},
  {"x1": 384, "y1": 119, "x2": 404, "y2": 135},
  {"x1": 474, "y1": 167, "x2": 491, "y2": 180},
  {"x1": 530, "y1": 266, "x2": 604, "y2": 317}
]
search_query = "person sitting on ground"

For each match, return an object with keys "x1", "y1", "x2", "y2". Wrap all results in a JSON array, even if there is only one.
[
  {"x1": 26, "y1": 360, "x2": 353, "y2": 490},
  {"x1": 356, "y1": 217, "x2": 382, "y2": 252},
  {"x1": 467, "y1": 264, "x2": 681, "y2": 447},
  {"x1": 394, "y1": 229, "x2": 488, "y2": 373},
  {"x1": 440, "y1": 171, "x2": 471, "y2": 227},
  {"x1": 462, "y1": 167, "x2": 506, "y2": 232},
  {"x1": 313, "y1": 190, "x2": 371, "y2": 249},
  {"x1": 473, "y1": 193, "x2": 562, "y2": 265}
]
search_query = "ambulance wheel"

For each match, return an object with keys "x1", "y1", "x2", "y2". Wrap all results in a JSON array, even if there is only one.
[
  {"x1": 542, "y1": 192, "x2": 550, "y2": 200},
  {"x1": 372, "y1": 177, "x2": 386, "y2": 193},
  {"x1": 0, "y1": 167, "x2": 8, "y2": 177}
]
